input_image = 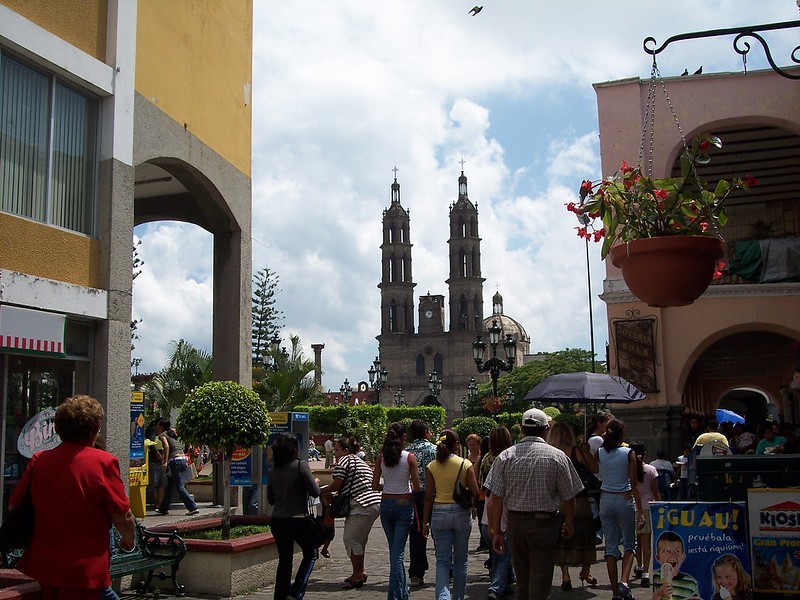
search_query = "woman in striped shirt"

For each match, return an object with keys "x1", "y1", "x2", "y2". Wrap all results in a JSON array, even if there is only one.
[{"x1": 320, "y1": 437, "x2": 381, "y2": 589}]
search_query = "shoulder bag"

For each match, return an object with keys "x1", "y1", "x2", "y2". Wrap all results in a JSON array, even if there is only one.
[
  {"x1": 299, "y1": 463, "x2": 327, "y2": 547},
  {"x1": 452, "y1": 459, "x2": 473, "y2": 509},
  {"x1": 329, "y1": 457, "x2": 354, "y2": 518},
  {"x1": 572, "y1": 446, "x2": 601, "y2": 498},
  {"x1": 0, "y1": 463, "x2": 36, "y2": 553}
]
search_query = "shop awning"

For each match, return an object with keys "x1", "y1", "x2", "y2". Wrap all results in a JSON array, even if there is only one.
[{"x1": 0, "y1": 305, "x2": 66, "y2": 356}]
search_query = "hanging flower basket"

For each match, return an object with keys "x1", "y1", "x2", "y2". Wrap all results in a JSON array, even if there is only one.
[{"x1": 610, "y1": 236, "x2": 724, "y2": 307}]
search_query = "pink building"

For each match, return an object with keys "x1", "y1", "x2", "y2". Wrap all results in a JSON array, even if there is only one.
[{"x1": 594, "y1": 67, "x2": 800, "y2": 454}]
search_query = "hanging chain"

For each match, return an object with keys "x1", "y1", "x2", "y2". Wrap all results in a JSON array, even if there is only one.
[{"x1": 638, "y1": 56, "x2": 702, "y2": 184}]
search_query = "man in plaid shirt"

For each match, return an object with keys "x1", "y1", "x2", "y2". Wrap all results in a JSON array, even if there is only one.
[
  {"x1": 406, "y1": 419, "x2": 438, "y2": 587},
  {"x1": 485, "y1": 408, "x2": 584, "y2": 600}
]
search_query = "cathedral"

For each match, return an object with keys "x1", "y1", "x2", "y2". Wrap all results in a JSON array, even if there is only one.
[{"x1": 377, "y1": 170, "x2": 530, "y2": 417}]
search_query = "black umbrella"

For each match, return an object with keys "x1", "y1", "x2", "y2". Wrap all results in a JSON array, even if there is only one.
[{"x1": 523, "y1": 372, "x2": 647, "y2": 405}]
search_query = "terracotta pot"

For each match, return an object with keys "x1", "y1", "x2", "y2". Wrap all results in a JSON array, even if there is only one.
[{"x1": 610, "y1": 236, "x2": 724, "y2": 307}]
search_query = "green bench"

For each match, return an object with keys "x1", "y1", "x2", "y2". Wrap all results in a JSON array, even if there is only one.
[{"x1": 111, "y1": 523, "x2": 186, "y2": 596}]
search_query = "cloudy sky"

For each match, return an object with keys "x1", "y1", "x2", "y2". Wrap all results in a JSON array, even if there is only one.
[{"x1": 132, "y1": 1, "x2": 798, "y2": 391}]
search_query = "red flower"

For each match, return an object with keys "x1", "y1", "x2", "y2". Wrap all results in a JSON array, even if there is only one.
[
  {"x1": 580, "y1": 180, "x2": 593, "y2": 194},
  {"x1": 593, "y1": 229, "x2": 605, "y2": 242},
  {"x1": 620, "y1": 160, "x2": 634, "y2": 174},
  {"x1": 713, "y1": 260, "x2": 726, "y2": 279},
  {"x1": 699, "y1": 140, "x2": 712, "y2": 152},
  {"x1": 565, "y1": 202, "x2": 578, "y2": 213},
  {"x1": 743, "y1": 174, "x2": 758, "y2": 187},
  {"x1": 700, "y1": 221, "x2": 709, "y2": 232},
  {"x1": 653, "y1": 189, "x2": 668, "y2": 200}
]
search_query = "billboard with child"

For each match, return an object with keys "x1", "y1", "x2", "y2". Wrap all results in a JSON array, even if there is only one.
[{"x1": 649, "y1": 501, "x2": 751, "y2": 600}]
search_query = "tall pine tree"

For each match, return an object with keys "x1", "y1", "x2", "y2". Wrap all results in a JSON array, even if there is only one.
[{"x1": 252, "y1": 265, "x2": 284, "y2": 364}]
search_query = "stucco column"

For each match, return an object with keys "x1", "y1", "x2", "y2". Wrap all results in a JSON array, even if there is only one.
[
  {"x1": 212, "y1": 230, "x2": 252, "y2": 386},
  {"x1": 311, "y1": 343, "x2": 325, "y2": 386}
]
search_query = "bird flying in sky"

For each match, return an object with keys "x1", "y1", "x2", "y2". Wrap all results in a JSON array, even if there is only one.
[{"x1": 469, "y1": 5, "x2": 483, "y2": 15}]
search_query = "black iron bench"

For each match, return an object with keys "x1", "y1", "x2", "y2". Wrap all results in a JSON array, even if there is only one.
[{"x1": 110, "y1": 523, "x2": 186, "y2": 596}]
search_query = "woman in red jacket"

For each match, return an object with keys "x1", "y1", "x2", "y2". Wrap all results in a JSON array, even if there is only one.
[{"x1": 10, "y1": 395, "x2": 135, "y2": 599}]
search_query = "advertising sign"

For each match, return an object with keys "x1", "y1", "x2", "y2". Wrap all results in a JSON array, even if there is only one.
[
  {"x1": 747, "y1": 489, "x2": 800, "y2": 595},
  {"x1": 230, "y1": 447, "x2": 254, "y2": 486},
  {"x1": 649, "y1": 501, "x2": 751, "y2": 600},
  {"x1": 17, "y1": 407, "x2": 61, "y2": 458},
  {"x1": 130, "y1": 391, "x2": 145, "y2": 462}
]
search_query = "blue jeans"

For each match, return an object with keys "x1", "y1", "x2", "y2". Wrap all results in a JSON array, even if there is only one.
[
  {"x1": 481, "y1": 523, "x2": 512, "y2": 596},
  {"x1": 430, "y1": 503, "x2": 471, "y2": 600},
  {"x1": 271, "y1": 516, "x2": 318, "y2": 600},
  {"x1": 159, "y1": 460, "x2": 197, "y2": 513},
  {"x1": 380, "y1": 497, "x2": 414, "y2": 600},
  {"x1": 408, "y1": 490, "x2": 429, "y2": 579},
  {"x1": 599, "y1": 492, "x2": 636, "y2": 560}
]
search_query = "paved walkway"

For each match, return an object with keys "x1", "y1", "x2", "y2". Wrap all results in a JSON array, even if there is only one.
[{"x1": 124, "y1": 505, "x2": 643, "y2": 600}]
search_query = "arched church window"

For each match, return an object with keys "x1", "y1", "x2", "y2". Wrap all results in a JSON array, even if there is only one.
[
  {"x1": 434, "y1": 353, "x2": 443, "y2": 375},
  {"x1": 416, "y1": 354, "x2": 425, "y2": 376},
  {"x1": 460, "y1": 249, "x2": 467, "y2": 277},
  {"x1": 389, "y1": 300, "x2": 397, "y2": 333}
]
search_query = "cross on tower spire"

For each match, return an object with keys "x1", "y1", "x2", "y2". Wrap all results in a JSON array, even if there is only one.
[{"x1": 459, "y1": 158, "x2": 466, "y2": 172}]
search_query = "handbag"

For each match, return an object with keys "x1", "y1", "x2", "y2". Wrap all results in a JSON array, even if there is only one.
[
  {"x1": 306, "y1": 498, "x2": 327, "y2": 547},
  {"x1": 329, "y1": 458, "x2": 353, "y2": 518},
  {"x1": 452, "y1": 459, "x2": 473, "y2": 509},
  {"x1": 574, "y1": 447, "x2": 601, "y2": 498},
  {"x1": 0, "y1": 463, "x2": 35, "y2": 553}
]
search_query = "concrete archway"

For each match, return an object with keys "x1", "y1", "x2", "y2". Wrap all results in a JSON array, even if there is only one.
[{"x1": 133, "y1": 95, "x2": 252, "y2": 385}]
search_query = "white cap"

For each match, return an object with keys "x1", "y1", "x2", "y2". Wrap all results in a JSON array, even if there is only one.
[{"x1": 522, "y1": 408, "x2": 549, "y2": 427}]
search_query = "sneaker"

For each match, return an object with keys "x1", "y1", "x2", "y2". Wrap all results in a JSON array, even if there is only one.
[
  {"x1": 641, "y1": 575, "x2": 651, "y2": 588},
  {"x1": 487, "y1": 593, "x2": 501, "y2": 600},
  {"x1": 186, "y1": 508, "x2": 200, "y2": 516},
  {"x1": 154, "y1": 508, "x2": 169, "y2": 515},
  {"x1": 633, "y1": 566, "x2": 643, "y2": 579},
  {"x1": 410, "y1": 577, "x2": 424, "y2": 588},
  {"x1": 618, "y1": 582, "x2": 636, "y2": 600}
]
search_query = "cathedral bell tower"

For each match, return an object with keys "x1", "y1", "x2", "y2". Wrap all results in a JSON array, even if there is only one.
[
  {"x1": 446, "y1": 169, "x2": 485, "y2": 331},
  {"x1": 378, "y1": 174, "x2": 416, "y2": 335}
]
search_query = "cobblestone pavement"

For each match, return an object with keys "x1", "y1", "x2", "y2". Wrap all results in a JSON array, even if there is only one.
[{"x1": 122, "y1": 511, "x2": 639, "y2": 600}]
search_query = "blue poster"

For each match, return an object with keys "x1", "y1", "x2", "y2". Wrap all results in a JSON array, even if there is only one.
[
  {"x1": 650, "y1": 501, "x2": 751, "y2": 600},
  {"x1": 230, "y1": 447, "x2": 253, "y2": 486}
]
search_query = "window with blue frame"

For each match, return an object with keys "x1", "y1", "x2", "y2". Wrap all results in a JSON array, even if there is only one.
[{"x1": 0, "y1": 51, "x2": 98, "y2": 235}]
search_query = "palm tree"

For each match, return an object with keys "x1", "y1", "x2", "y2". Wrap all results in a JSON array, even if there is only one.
[
  {"x1": 144, "y1": 339, "x2": 213, "y2": 416},
  {"x1": 253, "y1": 335, "x2": 325, "y2": 410}
]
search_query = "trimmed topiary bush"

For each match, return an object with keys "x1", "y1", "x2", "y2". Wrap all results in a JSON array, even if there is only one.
[{"x1": 177, "y1": 381, "x2": 270, "y2": 538}]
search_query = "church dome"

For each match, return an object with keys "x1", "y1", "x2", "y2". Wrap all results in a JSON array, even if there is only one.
[{"x1": 485, "y1": 313, "x2": 529, "y2": 343}]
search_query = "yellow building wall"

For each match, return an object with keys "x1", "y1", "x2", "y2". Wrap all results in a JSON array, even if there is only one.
[
  {"x1": 0, "y1": 0, "x2": 107, "y2": 61},
  {"x1": 135, "y1": 0, "x2": 253, "y2": 177},
  {"x1": 0, "y1": 213, "x2": 102, "y2": 289}
]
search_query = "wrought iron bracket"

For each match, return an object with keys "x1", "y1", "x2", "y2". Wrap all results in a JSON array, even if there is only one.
[{"x1": 643, "y1": 20, "x2": 800, "y2": 80}]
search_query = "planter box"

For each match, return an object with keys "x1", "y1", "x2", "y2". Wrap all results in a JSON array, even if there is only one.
[
  {"x1": 138, "y1": 516, "x2": 278, "y2": 597},
  {"x1": 0, "y1": 570, "x2": 39, "y2": 600}
]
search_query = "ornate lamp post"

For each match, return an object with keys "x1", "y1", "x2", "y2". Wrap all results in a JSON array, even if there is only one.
[
  {"x1": 460, "y1": 395, "x2": 467, "y2": 417},
  {"x1": 367, "y1": 355, "x2": 389, "y2": 405},
  {"x1": 467, "y1": 377, "x2": 478, "y2": 404},
  {"x1": 340, "y1": 379, "x2": 352, "y2": 405},
  {"x1": 394, "y1": 387, "x2": 406, "y2": 406},
  {"x1": 472, "y1": 319, "x2": 516, "y2": 398},
  {"x1": 428, "y1": 371, "x2": 442, "y2": 401}
]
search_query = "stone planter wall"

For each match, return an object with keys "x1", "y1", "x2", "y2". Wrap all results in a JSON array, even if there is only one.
[{"x1": 137, "y1": 516, "x2": 277, "y2": 597}]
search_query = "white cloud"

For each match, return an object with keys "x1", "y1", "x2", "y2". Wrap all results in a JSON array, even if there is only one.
[{"x1": 133, "y1": 0, "x2": 797, "y2": 387}]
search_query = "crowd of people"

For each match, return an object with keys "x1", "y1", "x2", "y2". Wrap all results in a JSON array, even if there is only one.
[{"x1": 284, "y1": 408, "x2": 799, "y2": 600}]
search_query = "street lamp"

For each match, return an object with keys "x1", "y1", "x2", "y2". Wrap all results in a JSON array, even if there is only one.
[
  {"x1": 467, "y1": 377, "x2": 478, "y2": 404},
  {"x1": 472, "y1": 319, "x2": 516, "y2": 397},
  {"x1": 394, "y1": 387, "x2": 406, "y2": 406},
  {"x1": 340, "y1": 379, "x2": 352, "y2": 405},
  {"x1": 460, "y1": 395, "x2": 467, "y2": 417},
  {"x1": 428, "y1": 371, "x2": 442, "y2": 401},
  {"x1": 367, "y1": 355, "x2": 389, "y2": 405}
]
